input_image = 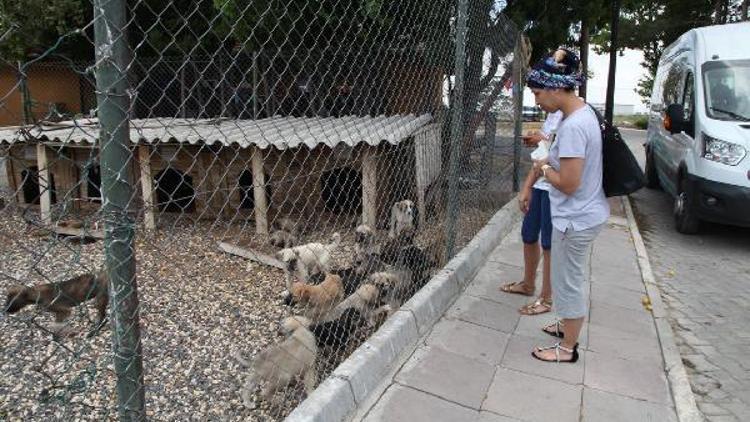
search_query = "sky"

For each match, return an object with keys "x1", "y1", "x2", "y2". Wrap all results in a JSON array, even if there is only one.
[{"x1": 524, "y1": 47, "x2": 650, "y2": 114}]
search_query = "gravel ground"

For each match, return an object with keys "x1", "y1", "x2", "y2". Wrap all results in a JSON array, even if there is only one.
[{"x1": 0, "y1": 199, "x2": 500, "y2": 421}]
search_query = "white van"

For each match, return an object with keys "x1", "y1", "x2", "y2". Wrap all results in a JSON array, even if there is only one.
[{"x1": 645, "y1": 22, "x2": 750, "y2": 233}]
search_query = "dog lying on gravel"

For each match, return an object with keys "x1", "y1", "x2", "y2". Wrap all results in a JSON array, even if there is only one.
[
  {"x1": 4, "y1": 270, "x2": 109, "y2": 336},
  {"x1": 233, "y1": 324, "x2": 318, "y2": 407}
]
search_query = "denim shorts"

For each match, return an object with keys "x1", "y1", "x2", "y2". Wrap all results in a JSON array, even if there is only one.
[{"x1": 521, "y1": 188, "x2": 552, "y2": 250}]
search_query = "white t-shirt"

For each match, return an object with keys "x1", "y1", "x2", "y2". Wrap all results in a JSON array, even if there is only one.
[
  {"x1": 532, "y1": 111, "x2": 563, "y2": 191},
  {"x1": 547, "y1": 106, "x2": 609, "y2": 232}
]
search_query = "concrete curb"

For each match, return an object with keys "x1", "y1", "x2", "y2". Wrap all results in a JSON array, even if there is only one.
[
  {"x1": 285, "y1": 199, "x2": 522, "y2": 422},
  {"x1": 621, "y1": 196, "x2": 704, "y2": 422}
]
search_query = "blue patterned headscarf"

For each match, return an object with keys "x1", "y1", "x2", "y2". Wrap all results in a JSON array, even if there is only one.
[{"x1": 526, "y1": 48, "x2": 584, "y2": 90}]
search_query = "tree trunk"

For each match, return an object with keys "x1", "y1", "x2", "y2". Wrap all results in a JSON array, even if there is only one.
[
  {"x1": 579, "y1": 20, "x2": 590, "y2": 101},
  {"x1": 605, "y1": 0, "x2": 621, "y2": 124},
  {"x1": 742, "y1": 0, "x2": 749, "y2": 21}
]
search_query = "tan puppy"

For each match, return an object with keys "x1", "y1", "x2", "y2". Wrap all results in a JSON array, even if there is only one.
[
  {"x1": 4, "y1": 270, "x2": 109, "y2": 336},
  {"x1": 287, "y1": 273, "x2": 344, "y2": 321},
  {"x1": 323, "y1": 271, "x2": 396, "y2": 322},
  {"x1": 234, "y1": 325, "x2": 318, "y2": 407}
]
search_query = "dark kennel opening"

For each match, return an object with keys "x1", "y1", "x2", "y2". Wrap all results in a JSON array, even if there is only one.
[
  {"x1": 155, "y1": 168, "x2": 195, "y2": 212},
  {"x1": 238, "y1": 170, "x2": 272, "y2": 210},
  {"x1": 21, "y1": 167, "x2": 57, "y2": 204},
  {"x1": 321, "y1": 166, "x2": 361, "y2": 214},
  {"x1": 86, "y1": 165, "x2": 101, "y2": 202}
]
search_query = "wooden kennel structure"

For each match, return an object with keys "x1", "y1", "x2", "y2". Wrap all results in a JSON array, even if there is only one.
[{"x1": 0, "y1": 115, "x2": 442, "y2": 235}]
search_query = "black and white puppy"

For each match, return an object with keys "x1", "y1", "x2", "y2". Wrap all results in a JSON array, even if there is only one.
[{"x1": 388, "y1": 200, "x2": 417, "y2": 239}]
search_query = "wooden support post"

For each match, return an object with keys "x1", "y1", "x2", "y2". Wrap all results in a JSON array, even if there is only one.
[
  {"x1": 252, "y1": 146, "x2": 268, "y2": 235},
  {"x1": 361, "y1": 146, "x2": 377, "y2": 228},
  {"x1": 36, "y1": 143, "x2": 52, "y2": 226},
  {"x1": 138, "y1": 145, "x2": 156, "y2": 231}
]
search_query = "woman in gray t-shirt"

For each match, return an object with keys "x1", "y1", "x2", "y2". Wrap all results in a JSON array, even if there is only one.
[{"x1": 524, "y1": 48, "x2": 609, "y2": 363}]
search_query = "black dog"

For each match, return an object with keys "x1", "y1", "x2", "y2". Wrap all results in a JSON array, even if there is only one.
[{"x1": 309, "y1": 308, "x2": 366, "y2": 349}]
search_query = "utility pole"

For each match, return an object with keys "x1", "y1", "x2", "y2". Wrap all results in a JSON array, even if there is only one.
[
  {"x1": 605, "y1": 0, "x2": 621, "y2": 124},
  {"x1": 579, "y1": 20, "x2": 590, "y2": 101}
]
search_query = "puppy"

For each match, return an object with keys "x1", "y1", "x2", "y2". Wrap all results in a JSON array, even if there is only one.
[
  {"x1": 325, "y1": 273, "x2": 394, "y2": 323},
  {"x1": 234, "y1": 325, "x2": 318, "y2": 407},
  {"x1": 369, "y1": 270, "x2": 412, "y2": 309},
  {"x1": 380, "y1": 229, "x2": 416, "y2": 265},
  {"x1": 309, "y1": 308, "x2": 367, "y2": 349},
  {"x1": 277, "y1": 232, "x2": 341, "y2": 290},
  {"x1": 269, "y1": 217, "x2": 299, "y2": 248},
  {"x1": 388, "y1": 200, "x2": 416, "y2": 239},
  {"x1": 279, "y1": 315, "x2": 312, "y2": 336},
  {"x1": 354, "y1": 224, "x2": 378, "y2": 257},
  {"x1": 5, "y1": 270, "x2": 109, "y2": 336},
  {"x1": 286, "y1": 273, "x2": 344, "y2": 321},
  {"x1": 269, "y1": 230, "x2": 297, "y2": 248}
]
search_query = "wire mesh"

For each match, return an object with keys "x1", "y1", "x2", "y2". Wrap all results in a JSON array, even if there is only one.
[{"x1": 0, "y1": 0, "x2": 523, "y2": 419}]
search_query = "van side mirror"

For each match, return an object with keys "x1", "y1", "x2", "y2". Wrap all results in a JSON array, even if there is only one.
[{"x1": 664, "y1": 104, "x2": 686, "y2": 134}]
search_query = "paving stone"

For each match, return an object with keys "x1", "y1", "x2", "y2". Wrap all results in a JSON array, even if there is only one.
[
  {"x1": 362, "y1": 384, "x2": 479, "y2": 422},
  {"x1": 446, "y1": 295, "x2": 519, "y2": 334},
  {"x1": 486, "y1": 239, "x2": 526, "y2": 267},
  {"x1": 395, "y1": 346, "x2": 496, "y2": 409},
  {"x1": 586, "y1": 322, "x2": 662, "y2": 364},
  {"x1": 627, "y1": 151, "x2": 750, "y2": 420},
  {"x1": 589, "y1": 302, "x2": 657, "y2": 338},
  {"x1": 474, "y1": 411, "x2": 521, "y2": 422},
  {"x1": 426, "y1": 318, "x2": 509, "y2": 366},
  {"x1": 466, "y1": 262, "x2": 538, "y2": 309},
  {"x1": 590, "y1": 283, "x2": 649, "y2": 312},
  {"x1": 499, "y1": 333, "x2": 585, "y2": 385},
  {"x1": 582, "y1": 388, "x2": 677, "y2": 422},
  {"x1": 584, "y1": 350, "x2": 671, "y2": 405},
  {"x1": 482, "y1": 368, "x2": 582, "y2": 422}
]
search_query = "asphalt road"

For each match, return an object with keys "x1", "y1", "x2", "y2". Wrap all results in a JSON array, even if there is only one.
[{"x1": 620, "y1": 127, "x2": 750, "y2": 421}]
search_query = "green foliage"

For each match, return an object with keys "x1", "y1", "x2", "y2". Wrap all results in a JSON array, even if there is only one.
[
  {"x1": 504, "y1": 0, "x2": 609, "y2": 63},
  {"x1": 592, "y1": 0, "x2": 745, "y2": 103},
  {"x1": 0, "y1": 0, "x2": 87, "y2": 61},
  {"x1": 633, "y1": 114, "x2": 648, "y2": 129}
]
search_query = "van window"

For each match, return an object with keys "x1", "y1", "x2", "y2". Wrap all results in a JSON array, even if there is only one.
[
  {"x1": 703, "y1": 59, "x2": 750, "y2": 121},
  {"x1": 682, "y1": 72, "x2": 695, "y2": 128},
  {"x1": 663, "y1": 60, "x2": 687, "y2": 107}
]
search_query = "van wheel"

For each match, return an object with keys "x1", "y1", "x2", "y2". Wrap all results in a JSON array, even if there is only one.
[
  {"x1": 673, "y1": 176, "x2": 700, "y2": 234},
  {"x1": 645, "y1": 146, "x2": 661, "y2": 189}
]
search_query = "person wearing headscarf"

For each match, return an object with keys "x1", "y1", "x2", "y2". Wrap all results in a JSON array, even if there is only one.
[{"x1": 523, "y1": 48, "x2": 609, "y2": 363}]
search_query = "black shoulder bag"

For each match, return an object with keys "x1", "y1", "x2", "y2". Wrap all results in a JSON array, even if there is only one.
[{"x1": 588, "y1": 104, "x2": 646, "y2": 197}]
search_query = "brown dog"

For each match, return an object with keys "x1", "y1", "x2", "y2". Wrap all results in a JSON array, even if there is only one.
[
  {"x1": 4, "y1": 270, "x2": 109, "y2": 335},
  {"x1": 286, "y1": 273, "x2": 343, "y2": 321}
]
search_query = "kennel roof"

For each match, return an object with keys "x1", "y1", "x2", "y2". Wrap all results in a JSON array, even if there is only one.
[{"x1": 0, "y1": 114, "x2": 432, "y2": 150}]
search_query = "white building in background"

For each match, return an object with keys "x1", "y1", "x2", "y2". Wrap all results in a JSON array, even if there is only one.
[{"x1": 589, "y1": 102, "x2": 636, "y2": 116}]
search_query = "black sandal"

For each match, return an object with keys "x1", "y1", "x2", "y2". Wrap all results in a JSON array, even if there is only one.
[
  {"x1": 531, "y1": 342, "x2": 579, "y2": 363},
  {"x1": 542, "y1": 320, "x2": 564, "y2": 338}
]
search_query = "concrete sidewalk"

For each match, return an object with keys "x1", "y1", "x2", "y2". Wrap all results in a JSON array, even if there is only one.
[{"x1": 355, "y1": 204, "x2": 679, "y2": 422}]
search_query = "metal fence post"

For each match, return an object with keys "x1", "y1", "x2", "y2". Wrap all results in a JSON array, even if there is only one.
[
  {"x1": 512, "y1": 36, "x2": 524, "y2": 192},
  {"x1": 93, "y1": 0, "x2": 146, "y2": 420},
  {"x1": 445, "y1": 0, "x2": 469, "y2": 260}
]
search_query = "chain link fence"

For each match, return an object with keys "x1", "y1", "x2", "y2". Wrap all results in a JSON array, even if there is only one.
[{"x1": 0, "y1": 0, "x2": 527, "y2": 419}]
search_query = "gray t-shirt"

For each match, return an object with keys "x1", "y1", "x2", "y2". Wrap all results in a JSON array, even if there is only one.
[{"x1": 547, "y1": 105, "x2": 610, "y2": 232}]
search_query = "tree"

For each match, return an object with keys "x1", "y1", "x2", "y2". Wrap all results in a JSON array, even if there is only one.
[
  {"x1": 593, "y1": 0, "x2": 745, "y2": 104},
  {"x1": 0, "y1": 0, "x2": 87, "y2": 63}
]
